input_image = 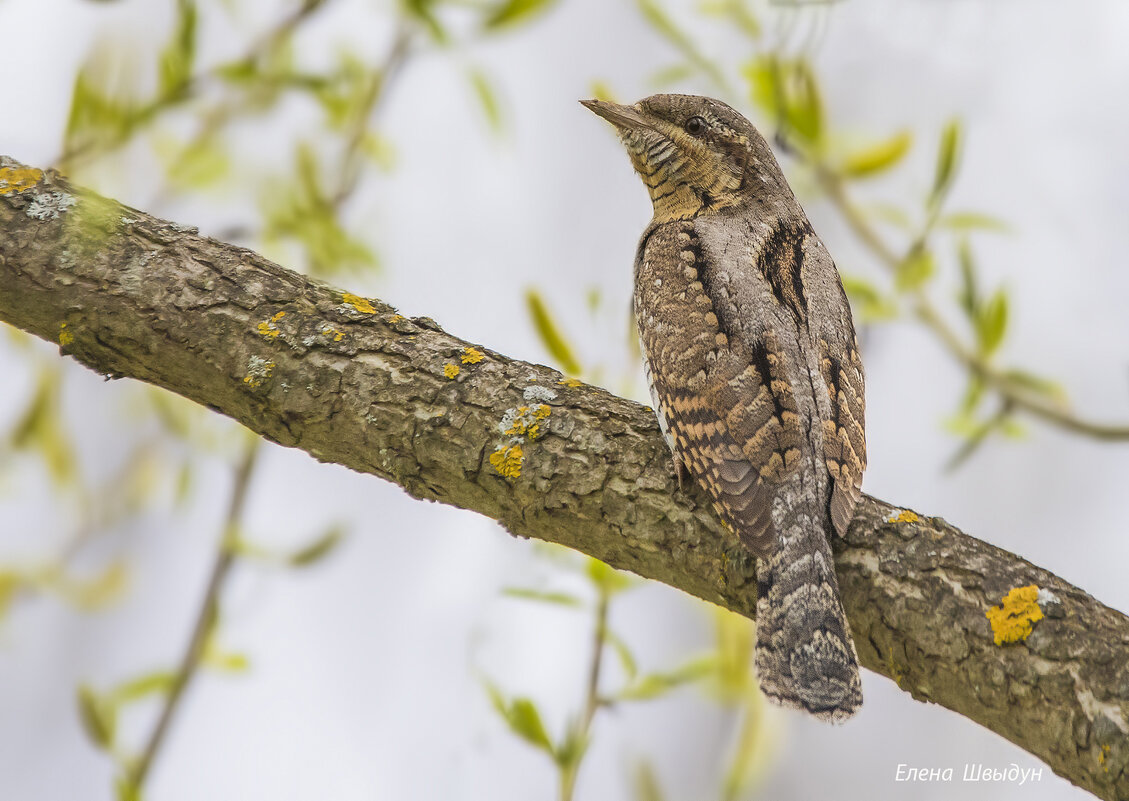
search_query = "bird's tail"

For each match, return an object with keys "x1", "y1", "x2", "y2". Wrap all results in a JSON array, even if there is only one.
[{"x1": 752, "y1": 498, "x2": 861, "y2": 722}]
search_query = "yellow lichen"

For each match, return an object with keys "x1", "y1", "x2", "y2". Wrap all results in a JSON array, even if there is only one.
[
  {"x1": 558, "y1": 377, "x2": 582, "y2": 388},
  {"x1": 986, "y1": 585, "x2": 1044, "y2": 645},
  {"x1": 58, "y1": 322, "x2": 74, "y2": 347},
  {"x1": 461, "y1": 346, "x2": 485, "y2": 365},
  {"x1": 321, "y1": 326, "x2": 345, "y2": 342},
  {"x1": 489, "y1": 444, "x2": 524, "y2": 478},
  {"x1": 342, "y1": 293, "x2": 375, "y2": 314},
  {"x1": 443, "y1": 363, "x2": 460, "y2": 379},
  {"x1": 0, "y1": 166, "x2": 44, "y2": 195},
  {"x1": 257, "y1": 311, "x2": 286, "y2": 339},
  {"x1": 502, "y1": 404, "x2": 551, "y2": 439},
  {"x1": 888, "y1": 509, "x2": 920, "y2": 524},
  {"x1": 388, "y1": 314, "x2": 404, "y2": 324}
]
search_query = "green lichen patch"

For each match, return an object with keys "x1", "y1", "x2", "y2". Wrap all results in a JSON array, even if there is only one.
[{"x1": 986, "y1": 584, "x2": 1044, "y2": 645}]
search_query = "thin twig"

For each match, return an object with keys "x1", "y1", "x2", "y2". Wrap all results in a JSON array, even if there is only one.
[
  {"x1": 559, "y1": 589, "x2": 609, "y2": 801},
  {"x1": 813, "y1": 164, "x2": 1129, "y2": 441},
  {"x1": 126, "y1": 438, "x2": 261, "y2": 791},
  {"x1": 56, "y1": 0, "x2": 333, "y2": 170},
  {"x1": 329, "y1": 26, "x2": 413, "y2": 209}
]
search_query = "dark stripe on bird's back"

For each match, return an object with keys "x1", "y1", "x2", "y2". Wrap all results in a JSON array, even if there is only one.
[{"x1": 757, "y1": 221, "x2": 811, "y2": 324}]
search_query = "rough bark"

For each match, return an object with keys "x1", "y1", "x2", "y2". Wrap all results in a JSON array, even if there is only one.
[{"x1": 2, "y1": 157, "x2": 1128, "y2": 799}]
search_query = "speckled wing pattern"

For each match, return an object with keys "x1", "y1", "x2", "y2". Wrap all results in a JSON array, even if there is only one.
[
  {"x1": 635, "y1": 216, "x2": 864, "y2": 720},
  {"x1": 634, "y1": 221, "x2": 804, "y2": 556}
]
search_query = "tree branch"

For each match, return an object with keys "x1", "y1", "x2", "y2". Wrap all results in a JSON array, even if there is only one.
[{"x1": 2, "y1": 157, "x2": 1128, "y2": 800}]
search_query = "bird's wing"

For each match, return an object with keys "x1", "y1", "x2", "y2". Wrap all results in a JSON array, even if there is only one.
[
  {"x1": 801, "y1": 233, "x2": 866, "y2": 537},
  {"x1": 635, "y1": 220, "x2": 804, "y2": 556}
]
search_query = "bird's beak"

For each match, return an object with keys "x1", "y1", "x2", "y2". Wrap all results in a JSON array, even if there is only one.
[{"x1": 580, "y1": 99, "x2": 650, "y2": 132}]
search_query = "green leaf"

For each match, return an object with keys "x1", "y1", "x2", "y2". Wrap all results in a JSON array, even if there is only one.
[
  {"x1": 114, "y1": 776, "x2": 142, "y2": 801},
  {"x1": 939, "y1": 211, "x2": 1009, "y2": 233},
  {"x1": 956, "y1": 237, "x2": 978, "y2": 318},
  {"x1": 603, "y1": 628, "x2": 638, "y2": 680},
  {"x1": 77, "y1": 685, "x2": 116, "y2": 750},
  {"x1": 617, "y1": 655, "x2": 716, "y2": 701},
  {"x1": 841, "y1": 274, "x2": 897, "y2": 323},
  {"x1": 60, "y1": 561, "x2": 128, "y2": 610},
  {"x1": 865, "y1": 202, "x2": 915, "y2": 231},
  {"x1": 502, "y1": 587, "x2": 584, "y2": 606},
  {"x1": 637, "y1": 0, "x2": 728, "y2": 92},
  {"x1": 976, "y1": 289, "x2": 1009, "y2": 355},
  {"x1": 8, "y1": 367, "x2": 77, "y2": 486},
  {"x1": 289, "y1": 526, "x2": 345, "y2": 567},
  {"x1": 553, "y1": 725, "x2": 589, "y2": 771},
  {"x1": 744, "y1": 55, "x2": 823, "y2": 147},
  {"x1": 633, "y1": 760, "x2": 668, "y2": 801},
  {"x1": 700, "y1": 0, "x2": 761, "y2": 39},
  {"x1": 158, "y1": 0, "x2": 197, "y2": 96},
  {"x1": 930, "y1": 119, "x2": 962, "y2": 207},
  {"x1": 468, "y1": 68, "x2": 503, "y2": 133},
  {"x1": 894, "y1": 248, "x2": 935, "y2": 292},
  {"x1": 841, "y1": 131, "x2": 912, "y2": 178},
  {"x1": 0, "y1": 572, "x2": 22, "y2": 621},
  {"x1": 62, "y1": 65, "x2": 138, "y2": 162},
  {"x1": 648, "y1": 63, "x2": 696, "y2": 88},
  {"x1": 585, "y1": 558, "x2": 633, "y2": 596},
  {"x1": 402, "y1": 0, "x2": 448, "y2": 43},
  {"x1": 204, "y1": 645, "x2": 251, "y2": 673},
  {"x1": 160, "y1": 133, "x2": 230, "y2": 189},
  {"x1": 485, "y1": 682, "x2": 555, "y2": 754},
  {"x1": 959, "y1": 374, "x2": 985, "y2": 416},
  {"x1": 111, "y1": 671, "x2": 176, "y2": 704},
  {"x1": 482, "y1": 0, "x2": 557, "y2": 31},
  {"x1": 525, "y1": 289, "x2": 582, "y2": 376}
]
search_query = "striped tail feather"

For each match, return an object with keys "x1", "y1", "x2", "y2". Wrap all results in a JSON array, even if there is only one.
[{"x1": 752, "y1": 475, "x2": 862, "y2": 721}]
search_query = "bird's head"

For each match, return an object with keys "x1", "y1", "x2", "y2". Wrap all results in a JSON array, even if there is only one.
[{"x1": 582, "y1": 94, "x2": 785, "y2": 222}]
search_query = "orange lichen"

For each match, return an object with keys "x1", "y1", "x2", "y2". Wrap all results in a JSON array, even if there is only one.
[
  {"x1": 443, "y1": 363, "x2": 460, "y2": 379},
  {"x1": 489, "y1": 444, "x2": 524, "y2": 478},
  {"x1": 342, "y1": 293, "x2": 375, "y2": 314},
  {"x1": 461, "y1": 346, "x2": 484, "y2": 365},
  {"x1": 0, "y1": 166, "x2": 44, "y2": 195},
  {"x1": 257, "y1": 311, "x2": 286, "y2": 339},
  {"x1": 986, "y1": 585, "x2": 1044, "y2": 645}
]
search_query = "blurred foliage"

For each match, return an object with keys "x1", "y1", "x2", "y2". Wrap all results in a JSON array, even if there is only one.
[
  {"x1": 489, "y1": 551, "x2": 773, "y2": 800},
  {"x1": 4, "y1": 0, "x2": 1126, "y2": 800}
]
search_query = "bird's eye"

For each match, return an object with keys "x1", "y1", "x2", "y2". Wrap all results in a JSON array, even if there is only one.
[{"x1": 684, "y1": 116, "x2": 707, "y2": 136}]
